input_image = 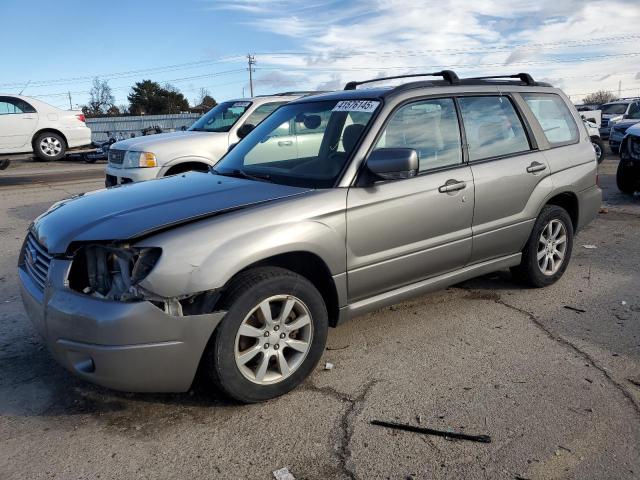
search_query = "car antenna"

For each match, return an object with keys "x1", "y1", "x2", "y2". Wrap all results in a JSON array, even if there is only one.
[{"x1": 19, "y1": 80, "x2": 31, "y2": 95}]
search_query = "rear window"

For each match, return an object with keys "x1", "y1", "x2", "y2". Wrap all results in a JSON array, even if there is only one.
[
  {"x1": 457, "y1": 96, "x2": 530, "y2": 162},
  {"x1": 522, "y1": 93, "x2": 579, "y2": 146}
]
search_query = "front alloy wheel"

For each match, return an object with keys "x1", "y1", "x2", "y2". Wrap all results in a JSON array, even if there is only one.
[
  {"x1": 234, "y1": 295, "x2": 313, "y2": 385},
  {"x1": 204, "y1": 267, "x2": 328, "y2": 403}
]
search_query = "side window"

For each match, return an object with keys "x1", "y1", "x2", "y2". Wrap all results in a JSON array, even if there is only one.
[
  {"x1": 521, "y1": 93, "x2": 579, "y2": 146},
  {"x1": 458, "y1": 96, "x2": 530, "y2": 161},
  {"x1": 374, "y1": 98, "x2": 462, "y2": 172},
  {"x1": 0, "y1": 97, "x2": 36, "y2": 115},
  {"x1": 628, "y1": 102, "x2": 640, "y2": 119},
  {"x1": 243, "y1": 102, "x2": 286, "y2": 127}
]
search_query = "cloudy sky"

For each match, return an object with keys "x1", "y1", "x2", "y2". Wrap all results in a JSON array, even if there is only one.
[{"x1": 1, "y1": 0, "x2": 639, "y2": 108}]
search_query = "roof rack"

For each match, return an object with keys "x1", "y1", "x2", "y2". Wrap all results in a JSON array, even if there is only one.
[
  {"x1": 344, "y1": 70, "x2": 459, "y2": 90},
  {"x1": 465, "y1": 73, "x2": 536, "y2": 86},
  {"x1": 271, "y1": 91, "x2": 324, "y2": 96}
]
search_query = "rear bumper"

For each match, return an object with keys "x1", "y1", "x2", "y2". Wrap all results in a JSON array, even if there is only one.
[
  {"x1": 19, "y1": 259, "x2": 225, "y2": 393},
  {"x1": 65, "y1": 126, "x2": 92, "y2": 149},
  {"x1": 577, "y1": 184, "x2": 602, "y2": 231}
]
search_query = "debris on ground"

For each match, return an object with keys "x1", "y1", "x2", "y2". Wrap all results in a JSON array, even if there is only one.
[
  {"x1": 582, "y1": 244, "x2": 598, "y2": 249},
  {"x1": 598, "y1": 207, "x2": 609, "y2": 214},
  {"x1": 323, "y1": 362, "x2": 334, "y2": 370},
  {"x1": 564, "y1": 305, "x2": 586, "y2": 313},
  {"x1": 370, "y1": 420, "x2": 491, "y2": 443},
  {"x1": 273, "y1": 467, "x2": 296, "y2": 480},
  {"x1": 326, "y1": 345, "x2": 349, "y2": 351}
]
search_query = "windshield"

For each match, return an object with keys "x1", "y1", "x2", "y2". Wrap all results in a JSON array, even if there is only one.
[
  {"x1": 214, "y1": 99, "x2": 380, "y2": 188},
  {"x1": 190, "y1": 100, "x2": 252, "y2": 132},
  {"x1": 601, "y1": 103, "x2": 627, "y2": 115}
]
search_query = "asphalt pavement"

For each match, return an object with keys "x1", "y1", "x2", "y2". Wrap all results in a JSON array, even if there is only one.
[{"x1": 0, "y1": 151, "x2": 638, "y2": 479}]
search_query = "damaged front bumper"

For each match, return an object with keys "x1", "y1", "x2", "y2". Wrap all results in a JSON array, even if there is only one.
[{"x1": 19, "y1": 257, "x2": 225, "y2": 393}]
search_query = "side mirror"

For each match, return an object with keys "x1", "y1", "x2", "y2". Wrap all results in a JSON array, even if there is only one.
[
  {"x1": 366, "y1": 148, "x2": 418, "y2": 181},
  {"x1": 237, "y1": 123, "x2": 255, "y2": 139}
]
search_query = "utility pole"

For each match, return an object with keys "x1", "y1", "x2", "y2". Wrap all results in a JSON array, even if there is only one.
[
  {"x1": 618, "y1": 80, "x2": 622, "y2": 99},
  {"x1": 68, "y1": 91, "x2": 73, "y2": 110},
  {"x1": 247, "y1": 54, "x2": 256, "y2": 97}
]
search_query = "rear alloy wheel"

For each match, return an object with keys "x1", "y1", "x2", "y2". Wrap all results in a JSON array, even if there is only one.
[
  {"x1": 204, "y1": 267, "x2": 328, "y2": 403},
  {"x1": 34, "y1": 132, "x2": 66, "y2": 161},
  {"x1": 511, "y1": 205, "x2": 574, "y2": 287}
]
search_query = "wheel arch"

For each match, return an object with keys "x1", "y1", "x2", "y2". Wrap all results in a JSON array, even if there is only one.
[
  {"x1": 544, "y1": 191, "x2": 579, "y2": 232},
  {"x1": 161, "y1": 156, "x2": 216, "y2": 176},
  {"x1": 222, "y1": 251, "x2": 341, "y2": 328},
  {"x1": 32, "y1": 128, "x2": 68, "y2": 149}
]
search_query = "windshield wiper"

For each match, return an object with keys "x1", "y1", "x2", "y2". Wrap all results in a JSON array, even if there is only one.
[{"x1": 211, "y1": 168, "x2": 273, "y2": 183}]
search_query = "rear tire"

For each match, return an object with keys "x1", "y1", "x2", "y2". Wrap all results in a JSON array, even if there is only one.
[
  {"x1": 511, "y1": 205, "x2": 574, "y2": 288},
  {"x1": 34, "y1": 132, "x2": 66, "y2": 161},
  {"x1": 204, "y1": 267, "x2": 328, "y2": 403},
  {"x1": 617, "y1": 161, "x2": 637, "y2": 194}
]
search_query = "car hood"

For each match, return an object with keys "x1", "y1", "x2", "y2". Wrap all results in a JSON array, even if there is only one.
[
  {"x1": 32, "y1": 172, "x2": 312, "y2": 254},
  {"x1": 613, "y1": 119, "x2": 640, "y2": 130},
  {"x1": 626, "y1": 123, "x2": 640, "y2": 136},
  {"x1": 111, "y1": 131, "x2": 225, "y2": 152}
]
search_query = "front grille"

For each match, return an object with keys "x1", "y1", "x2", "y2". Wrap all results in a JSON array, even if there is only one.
[
  {"x1": 23, "y1": 233, "x2": 52, "y2": 291},
  {"x1": 108, "y1": 149, "x2": 125, "y2": 165},
  {"x1": 601, "y1": 119, "x2": 609, "y2": 128}
]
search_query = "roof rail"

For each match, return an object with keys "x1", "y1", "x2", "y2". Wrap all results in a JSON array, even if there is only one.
[
  {"x1": 272, "y1": 90, "x2": 324, "y2": 96},
  {"x1": 344, "y1": 70, "x2": 459, "y2": 90},
  {"x1": 465, "y1": 73, "x2": 536, "y2": 86}
]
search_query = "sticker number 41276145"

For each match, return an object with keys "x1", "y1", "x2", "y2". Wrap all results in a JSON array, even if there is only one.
[{"x1": 332, "y1": 100, "x2": 380, "y2": 113}]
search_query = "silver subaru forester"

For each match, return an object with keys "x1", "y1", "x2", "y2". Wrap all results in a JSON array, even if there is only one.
[{"x1": 19, "y1": 71, "x2": 601, "y2": 402}]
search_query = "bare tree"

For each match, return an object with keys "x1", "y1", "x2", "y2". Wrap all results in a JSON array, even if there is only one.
[
  {"x1": 582, "y1": 90, "x2": 616, "y2": 105},
  {"x1": 86, "y1": 78, "x2": 115, "y2": 116}
]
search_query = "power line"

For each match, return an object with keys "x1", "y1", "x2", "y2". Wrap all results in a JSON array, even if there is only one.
[{"x1": 3, "y1": 33, "x2": 638, "y2": 90}]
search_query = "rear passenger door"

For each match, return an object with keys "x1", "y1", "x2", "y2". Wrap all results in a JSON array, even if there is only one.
[
  {"x1": 458, "y1": 95, "x2": 552, "y2": 263},
  {"x1": 346, "y1": 98, "x2": 474, "y2": 302}
]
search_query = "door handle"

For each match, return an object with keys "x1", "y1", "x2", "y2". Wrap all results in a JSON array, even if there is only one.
[
  {"x1": 22, "y1": 116, "x2": 35, "y2": 119},
  {"x1": 277, "y1": 140, "x2": 293, "y2": 146},
  {"x1": 526, "y1": 161, "x2": 547, "y2": 173},
  {"x1": 438, "y1": 180, "x2": 467, "y2": 193}
]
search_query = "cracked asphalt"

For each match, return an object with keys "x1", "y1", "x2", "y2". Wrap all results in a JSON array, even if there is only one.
[{"x1": 1, "y1": 153, "x2": 639, "y2": 479}]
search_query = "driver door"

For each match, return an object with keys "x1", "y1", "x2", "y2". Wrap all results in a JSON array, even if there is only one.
[
  {"x1": 346, "y1": 97, "x2": 474, "y2": 302},
  {"x1": 244, "y1": 119, "x2": 297, "y2": 165}
]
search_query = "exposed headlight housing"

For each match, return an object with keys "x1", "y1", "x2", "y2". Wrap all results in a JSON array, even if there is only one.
[
  {"x1": 609, "y1": 115, "x2": 623, "y2": 125},
  {"x1": 124, "y1": 151, "x2": 157, "y2": 168},
  {"x1": 68, "y1": 245, "x2": 162, "y2": 301}
]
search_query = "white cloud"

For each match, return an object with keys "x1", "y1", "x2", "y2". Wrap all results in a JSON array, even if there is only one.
[{"x1": 229, "y1": 0, "x2": 640, "y2": 101}]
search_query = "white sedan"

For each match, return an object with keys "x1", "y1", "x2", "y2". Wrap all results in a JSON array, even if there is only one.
[{"x1": 0, "y1": 94, "x2": 92, "y2": 161}]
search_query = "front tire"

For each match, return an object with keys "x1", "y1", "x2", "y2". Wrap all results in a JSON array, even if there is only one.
[
  {"x1": 204, "y1": 267, "x2": 328, "y2": 403},
  {"x1": 34, "y1": 132, "x2": 66, "y2": 161},
  {"x1": 511, "y1": 205, "x2": 574, "y2": 288}
]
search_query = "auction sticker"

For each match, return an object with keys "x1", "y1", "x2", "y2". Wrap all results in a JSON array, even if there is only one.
[
  {"x1": 232, "y1": 101, "x2": 251, "y2": 108},
  {"x1": 332, "y1": 100, "x2": 379, "y2": 113}
]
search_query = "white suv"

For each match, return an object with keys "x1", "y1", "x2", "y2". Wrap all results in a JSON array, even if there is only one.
[
  {"x1": 105, "y1": 92, "x2": 315, "y2": 186},
  {"x1": 0, "y1": 94, "x2": 91, "y2": 161}
]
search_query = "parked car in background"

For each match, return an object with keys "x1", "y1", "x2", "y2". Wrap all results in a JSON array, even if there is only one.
[
  {"x1": 575, "y1": 103, "x2": 601, "y2": 113},
  {"x1": 617, "y1": 122, "x2": 640, "y2": 194},
  {"x1": 599, "y1": 98, "x2": 640, "y2": 144},
  {"x1": 104, "y1": 92, "x2": 318, "y2": 186},
  {"x1": 583, "y1": 118, "x2": 604, "y2": 163},
  {"x1": 608, "y1": 107, "x2": 640, "y2": 155},
  {"x1": 0, "y1": 94, "x2": 91, "y2": 161},
  {"x1": 20, "y1": 71, "x2": 600, "y2": 402}
]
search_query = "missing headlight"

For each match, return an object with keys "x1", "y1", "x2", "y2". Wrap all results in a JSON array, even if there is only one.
[{"x1": 68, "y1": 245, "x2": 161, "y2": 301}]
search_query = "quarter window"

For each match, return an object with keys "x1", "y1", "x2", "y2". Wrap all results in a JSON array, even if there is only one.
[
  {"x1": 458, "y1": 96, "x2": 530, "y2": 161},
  {"x1": 521, "y1": 93, "x2": 579, "y2": 145},
  {"x1": 375, "y1": 98, "x2": 462, "y2": 172}
]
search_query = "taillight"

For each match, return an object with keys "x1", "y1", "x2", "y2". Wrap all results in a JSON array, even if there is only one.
[{"x1": 75, "y1": 114, "x2": 86, "y2": 123}]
